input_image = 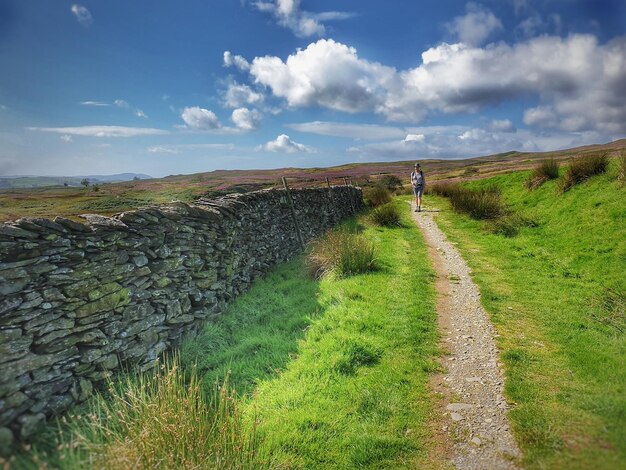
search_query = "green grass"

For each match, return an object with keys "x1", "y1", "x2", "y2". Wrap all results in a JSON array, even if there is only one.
[
  {"x1": 427, "y1": 164, "x2": 625, "y2": 469},
  {"x1": 242, "y1": 204, "x2": 440, "y2": 468}
]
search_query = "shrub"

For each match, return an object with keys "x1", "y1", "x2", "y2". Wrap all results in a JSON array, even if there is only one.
[
  {"x1": 488, "y1": 213, "x2": 538, "y2": 237},
  {"x1": 307, "y1": 229, "x2": 376, "y2": 278},
  {"x1": 369, "y1": 203, "x2": 401, "y2": 227},
  {"x1": 364, "y1": 185, "x2": 392, "y2": 207},
  {"x1": 379, "y1": 174, "x2": 403, "y2": 191},
  {"x1": 448, "y1": 185, "x2": 505, "y2": 220},
  {"x1": 559, "y1": 153, "x2": 609, "y2": 192},
  {"x1": 57, "y1": 357, "x2": 257, "y2": 469},
  {"x1": 525, "y1": 158, "x2": 559, "y2": 190}
]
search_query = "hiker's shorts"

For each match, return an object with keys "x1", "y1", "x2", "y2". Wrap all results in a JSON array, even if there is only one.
[{"x1": 413, "y1": 185, "x2": 423, "y2": 197}]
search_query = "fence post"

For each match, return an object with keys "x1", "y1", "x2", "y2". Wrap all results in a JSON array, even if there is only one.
[
  {"x1": 341, "y1": 177, "x2": 357, "y2": 215},
  {"x1": 282, "y1": 177, "x2": 305, "y2": 249}
]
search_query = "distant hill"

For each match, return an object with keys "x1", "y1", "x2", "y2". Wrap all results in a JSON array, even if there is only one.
[
  {"x1": 0, "y1": 138, "x2": 624, "y2": 222},
  {"x1": 0, "y1": 173, "x2": 152, "y2": 189}
]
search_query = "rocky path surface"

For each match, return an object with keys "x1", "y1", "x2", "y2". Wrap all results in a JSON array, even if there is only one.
[{"x1": 412, "y1": 204, "x2": 522, "y2": 470}]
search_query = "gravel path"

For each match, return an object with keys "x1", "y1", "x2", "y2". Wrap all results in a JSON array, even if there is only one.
[{"x1": 411, "y1": 204, "x2": 522, "y2": 470}]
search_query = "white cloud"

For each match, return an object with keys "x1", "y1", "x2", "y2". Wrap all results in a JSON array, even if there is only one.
[
  {"x1": 114, "y1": 99, "x2": 129, "y2": 108},
  {"x1": 244, "y1": 35, "x2": 626, "y2": 133},
  {"x1": 71, "y1": 5, "x2": 93, "y2": 27},
  {"x1": 231, "y1": 108, "x2": 261, "y2": 131},
  {"x1": 250, "y1": 39, "x2": 394, "y2": 113},
  {"x1": 259, "y1": 134, "x2": 314, "y2": 153},
  {"x1": 288, "y1": 121, "x2": 406, "y2": 140},
  {"x1": 80, "y1": 100, "x2": 108, "y2": 107},
  {"x1": 405, "y1": 134, "x2": 425, "y2": 142},
  {"x1": 223, "y1": 51, "x2": 251, "y2": 71},
  {"x1": 60, "y1": 135, "x2": 73, "y2": 143},
  {"x1": 445, "y1": 3, "x2": 503, "y2": 46},
  {"x1": 252, "y1": 0, "x2": 353, "y2": 37},
  {"x1": 147, "y1": 143, "x2": 235, "y2": 154},
  {"x1": 489, "y1": 119, "x2": 516, "y2": 132},
  {"x1": 135, "y1": 109, "x2": 148, "y2": 118},
  {"x1": 28, "y1": 126, "x2": 168, "y2": 138},
  {"x1": 0, "y1": 104, "x2": 7, "y2": 111},
  {"x1": 181, "y1": 107, "x2": 221, "y2": 130},
  {"x1": 223, "y1": 82, "x2": 264, "y2": 108}
]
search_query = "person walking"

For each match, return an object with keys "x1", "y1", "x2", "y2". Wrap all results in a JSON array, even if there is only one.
[{"x1": 410, "y1": 163, "x2": 425, "y2": 212}]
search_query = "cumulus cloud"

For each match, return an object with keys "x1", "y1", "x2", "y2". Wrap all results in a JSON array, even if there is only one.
[
  {"x1": 231, "y1": 108, "x2": 261, "y2": 131},
  {"x1": 253, "y1": 0, "x2": 353, "y2": 37},
  {"x1": 250, "y1": 39, "x2": 394, "y2": 113},
  {"x1": 259, "y1": 134, "x2": 314, "y2": 153},
  {"x1": 288, "y1": 121, "x2": 406, "y2": 140},
  {"x1": 223, "y1": 51, "x2": 250, "y2": 71},
  {"x1": 242, "y1": 34, "x2": 626, "y2": 133},
  {"x1": 223, "y1": 82, "x2": 264, "y2": 108},
  {"x1": 71, "y1": 4, "x2": 93, "y2": 27},
  {"x1": 445, "y1": 3, "x2": 503, "y2": 46},
  {"x1": 181, "y1": 107, "x2": 221, "y2": 130},
  {"x1": 28, "y1": 126, "x2": 168, "y2": 138}
]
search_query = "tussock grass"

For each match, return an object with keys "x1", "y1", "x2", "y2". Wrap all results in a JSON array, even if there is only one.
[
  {"x1": 54, "y1": 357, "x2": 257, "y2": 469},
  {"x1": 487, "y1": 213, "x2": 538, "y2": 237},
  {"x1": 525, "y1": 159, "x2": 559, "y2": 190},
  {"x1": 306, "y1": 229, "x2": 376, "y2": 278},
  {"x1": 558, "y1": 153, "x2": 609, "y2": 192},
  {"x1": 369, "y1": 203, "x2": 401, "y2": 227},
  {"x1": 449, "y1": 185, "x2": 505, "y2": 220},
  {"x1": 364, "y1": 185, "x2": 392, "y2": 207}
]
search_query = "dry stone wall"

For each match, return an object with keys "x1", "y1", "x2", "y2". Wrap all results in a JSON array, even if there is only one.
[{"x1": 0, "y1": 186, "x2": 363, "y2": 451}]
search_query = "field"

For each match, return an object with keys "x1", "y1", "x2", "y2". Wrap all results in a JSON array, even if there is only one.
[{"x1": 1, "y1": 139, "x2": 624, "y2": 223}]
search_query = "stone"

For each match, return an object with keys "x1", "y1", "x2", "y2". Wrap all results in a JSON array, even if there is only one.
[
  {"x1": 0, "y1": 335, "x2": 32, "y2": 363},
  {"x1": 0, "y1": 297, "x2": 23, "y2": 315},
  {"x1": 0, "y1": 427, "x2": 14, "y2": 456},
  {"x1": 87, "y1": 282, "x2": 123, "y2": 302},
  {"x1": 75, "y1": 289, "x2": 131, "y2": 318},
  {"x1": 18, "y1": 413, "x2": 45, "y2": 439},
  {"x1": 471, "y1": 437, "x2": 482, "y2": 446},
  {"x1": 0, "y1": 278, "x2": 29, "y2": 296},
  {"x1": 450, "y1": 412, "x2": 464, "y2": 421},
  {"x1": 446, "y1": 403, "x2": 473, "y2": 412},
  {"x1": 132, "y1": 255, "x2": 149, "y2": 267}
]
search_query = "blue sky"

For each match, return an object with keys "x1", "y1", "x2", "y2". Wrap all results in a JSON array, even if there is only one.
[{"x1": 0, "y1": 0, "x2": 625, "y2": 177}]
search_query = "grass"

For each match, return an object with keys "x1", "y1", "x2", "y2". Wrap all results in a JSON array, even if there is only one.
[
  {"x1": 525, "y1": 158, "x2": 559, "y2": 190},
  {"x1": 306, "y1": 227, "x2": 376, "y2": 278},
  {"x1": 559, "y1": 153, "x2": 609, "y2": 192},
  {"x1": 364, "y1": 185, "x2": 392, "y2": 207},
  {"x1": 369, "y1": 202, "x2": 402, "y2": 227},
  {"x1": 239, "y1": 201, "x2": 440, "y2": 468},
  {"x1": 432, "y1": 183, "x2": 506, "y2": 220},
  {"x1": 17, "y1": 203, "x2": 441, "y2": 468},
  {"x1": 428, "y1": 164, "x2": 626, "y2": 469}
]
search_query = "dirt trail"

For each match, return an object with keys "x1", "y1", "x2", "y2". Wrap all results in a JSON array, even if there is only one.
[{"x1": 412, "y1": 203, "x2": 522, "y2": 470}]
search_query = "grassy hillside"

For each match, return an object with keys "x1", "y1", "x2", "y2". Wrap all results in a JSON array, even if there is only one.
[
  {"x1": 1, "y1": 139, "x2": 624, "y2": 223},
  {"x1": 428, "y1": 161, "x2": 625, "y2": 469}
]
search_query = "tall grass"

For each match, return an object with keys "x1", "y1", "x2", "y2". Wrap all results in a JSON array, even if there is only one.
[
  {"x1": 618, "y1": 151, "x2": 626, "y2": 185},
  {"x1": 369, "y1": 203, "x2": 401, "y2": 227},
  {"x1": 364, "y1": 185, "x2": 392, "y2": 207},
  {"x1": 307, "y1": 229, "x2": 376, "y2": 278},
  {"x1": 525, "y1": 159, "x2": 559, "y2": 190},
  {"x1": 56, "y1": 357, "x2": 257, "y2": 469},
  {"x1": 446, "y1": 185, "x2": 505, "y2": 220},
  {"x1": 558, "y1": 153, "x2": 609, "y2": 192}
]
